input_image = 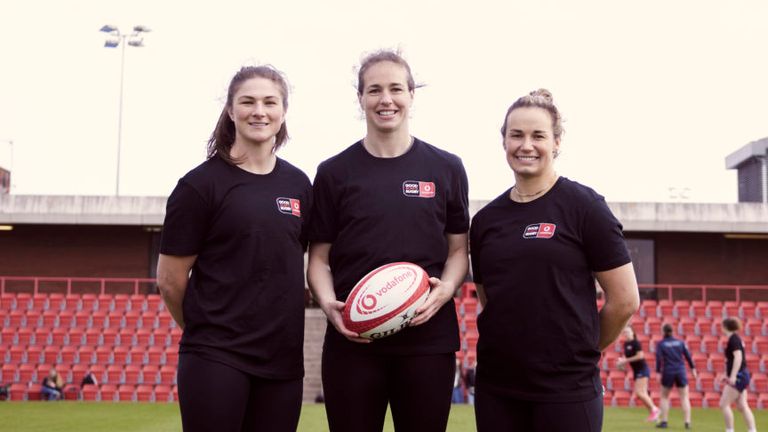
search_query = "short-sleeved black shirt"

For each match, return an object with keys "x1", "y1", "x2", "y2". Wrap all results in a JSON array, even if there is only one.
[
  {"x1": 309, "y1": 139, "x2": 469, "y2": 355},
  {"x1": 469, "y1": 177, "x2": 631, "y2": 402},
  {"x1": 623, "y1": 339, "x2": 649, "y2": 374},
  {"x1": 160, "y1": 156, "x2": 312, "y2": 379},
  {"x1": 725, "y1": 333, "x2": 747, "y2": 376}
]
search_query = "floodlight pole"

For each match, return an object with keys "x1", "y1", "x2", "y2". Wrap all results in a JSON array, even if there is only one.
[{"x1": 101, "y1": 25, "x2": 149, "y2": 196}]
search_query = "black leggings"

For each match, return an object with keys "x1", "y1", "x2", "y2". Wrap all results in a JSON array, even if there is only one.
[
  {"x1": 322, "y1": 347, "x2": 455, "y2": 432},
  {"x1": 177, "y1": 353, "x2": 302, "y2": 432},
  {"x1": 475, "y1": 383, "x2": 603, "y2": 432}
]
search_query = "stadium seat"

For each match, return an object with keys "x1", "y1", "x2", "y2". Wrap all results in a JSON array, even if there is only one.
[
  {"x1": 25, "y1": 310, "x2": 41, "y2": 328},
  {"x1": 696, "y1": 371, "x2": 715, "y2": 392},
  {"x1": 9, "y1": 383, "x2": 28, "y2": 400},
  {"x1": 71, "y1": 364, "x2": 90, "y2": 386},
  {"x1": 602, "y1": 351, "x2": 620, "y2": 370},
  {"x1": 156, "y1": 312, "x2": 173, "y2": 330},
  {"x1": 740, "y1": 302, "x2": 757, "y2": 320},
  {"x1": 168, "y1": 328, "x2": 182, "y2": 346},
  {"x1": 1, "y1": 327, "x2": 15, "y2": 345},
  {"x1": 27, "y1": 345, "x2": 42, "y2": 365},
  {"x1": 708, "y1": 355, "x2": 725, "y2": 373},
  {"x1": 118, "y1": 328, "x2": 135, "y2": 347},
  {"x1": 124, "y1": 365, "x2": 142, "y2": 385},
  {"x1": 147, "y1": 295, "x2": 163, "y2": 312},
  {"x1": 7, "y1": 310, "x2": 25, "y2": 327},
  {"x1": 8, "y1": 345, "x2": 25, "y2": 363},
  {"x1": 140, "y1": 311, "x2": 158, "y2": 329},
  {"x1": 78, "y1": 346, "x2": 95, "y2": 366},
  {"x1": 644, "y1": 317, "x2": 662, "y2": 336},
  {"x1": 123, "y1": 310, "x2": 141, "y2": 329},
  {"x1": 146, "y1": 346, "x2": 164, "y2": 366},
  {"x1": 59, "y1": 346, "x2": 76, "y2": 365},
  {"x1": 154, "y1": 385, "x2": 172, "y2": 402},
  {"x1": 31, "y1": 294, "x2": 47, "y2": 311},
  {"x1": 142, "y1": 365, "x2": 159, "y2": 385},
  {"x1": 460, "y1": 298, "x2": 478, "y2": 317},
  {"x1": 463, "y1": 331, "x2": 478, "y2": 352},
  {"x1": 0, "y1": 344, "x2": 9, "y2": 364},
  {"x1": 658, "y1": 300, "x2": 674, "y2": 318},
  {"x1": 74, "y1": 310, "x2": 91, "y2": 328},
  {"x1": 99, "y1": 384, "x2": 118, "y2": 402},
  {"x1": 136, "y1": 384, "x2": 153, "y2": 402},
  {"x1": 751, "y1": 373, "x2": 768, "y2": 393},
  {"x1": 113, "y1": 346, "x2": 130, "y2": 366},
  {"x1": 16, "y1": 328, "x2": 33, "y2": 346},
  {"x1": 689, "y1": 301, "x2": 707, "y2": 319},
  {"x1": 703, "y1": 391, "x2": 720, "y2": 408},
  {"x1": 80, "y1": 294, "x2": 97, "y2": 312},
  {"x1": 688, "y1": 391, "x2": 703, "y2": 408},
  {"x1": 753, "y1": 336, "x2": 768, "y2": 355},
  {"x1": 127, "y1": 347, "x2": 146, "y2": 366},
  {"x1": 756, "y1": 302, "x2": 768, "y2": 319},
  {"x1": 462, "y1": 316, "x2": 478, "y2": 334},
  {"x1": 82, "y1": 384, "x2": 98, "y2": 401},
  {"x1": 35, "y1": 364, "x2": 52, "y2": 384},
  {"x1": 105, "y1": 365, "x2": 124, "y2": 385},
  {"x1": 1, "y1": 364, "x2": 17, "y2": 383},
  {"x1": 117, "y1": 384, "x2": 136, "y2": 401},
  {"x1": 164, "y1": 348, "x2": 178, "y2": 367},
  {"x1": 68, "y1": 326, "x2": 86, "y2": 346},
  {"x1": 605, "y1": 371, "x2": 627, "y2": 391},
  {"x1": 91, "y1": 310, "x2": 108, "y2": 330},
  {"x1": 15, "y1": 293, "x2": 32, "y2": 311},
  {"x1": 673, "y1": 300, "x2": 690, "y2": 318},
  {"x1": 706, "y1": 301, "x2": 724, "y2": 319},
  {"x1": 40, "y1": 310, "x2": 57, "y2": 328},
  {"x1": 63, "y1": 294, "x2": 80, "y2": 312},
  {"x1": 102, "y1": 328, "x2": 119, "y2": 347},
  {"x1": 111, "y1": 294, "x2": 128, "y2": 312},
  {"x1": 159, "y1": 365, "x2": 177, "y2": 385},
  {"x1": 746, "y1": 353, "x2": 760, "y2": 372},
  {"x1": 0, "y1": 293, "x2": 15, "y2": 310},
  {"x1": 639, "y1": 300, "x2": 657, "y2": 318},
  {"x1": 84, "y1": 328, "x2": 102, "y2": 346},
  {"x1": 135, "y1": 328, "x2": 154, "y2": 347},
  {"x1": 18, "y1": 364, "x2": 36, "y2": 384},
  {"x1": 27, "y1": 383, "x2": 43, "y2": 401},
  {"x1": 129, "y1": 295, "x2": 146, "y2": 312},
  {"x1": 701, "y1": 335, "x2": 719, "y2": 354},
  {"x1": 57, "y1": 311, "x2": 74, "y2": 329},
  {"x1": 612, "y1": 390, "x2": 631, "y2": 407},
  {"x1": 48, "y1": 293, "x2": 64, "y2": 312},
  {"x1": 678, "y1": 318, "x2": 696, "y2": 336},
  {"x1": 95, "y1": 346, "x2": 113, "y2": 365},
  {"x1": 724, "y1": 301, "x2": 740, "y2": 319}
]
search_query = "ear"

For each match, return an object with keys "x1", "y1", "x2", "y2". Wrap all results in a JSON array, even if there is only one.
[
  {"x1": 227, "y1": 107, "x2": 234, "y2": 122},
  {"x1": 554, "y1": 137, "x2": 561, "y2": 155}
]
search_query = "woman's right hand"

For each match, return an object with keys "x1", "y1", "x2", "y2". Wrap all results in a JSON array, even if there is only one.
[{"x1": 321, "y1": 300, "x2": 371, "y2": 344}]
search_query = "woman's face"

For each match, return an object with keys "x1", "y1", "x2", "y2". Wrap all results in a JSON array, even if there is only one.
[
  {"x1": 358, "y1": 61, "x2": 413, "y2": 135},
  {"x1": 622, "y1": 327, "x2": 633, "y2": 340},
  {"x1": 503, "y1": 107, "x2": 560, "y2": 179},
  {"x1": 228, "y1": 77, "x2": 286, "y2": 147}
]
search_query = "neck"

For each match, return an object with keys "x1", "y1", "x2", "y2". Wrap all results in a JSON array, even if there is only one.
[
  {"x1": 510, "y1": 171, "x2": 559, "y2": 202},
  {"x1": 363, "y1": 128, "x2": 412, "y2": 158},
  {"x1": 230, "y1": 139, "x2": 277, "y2": 174}
]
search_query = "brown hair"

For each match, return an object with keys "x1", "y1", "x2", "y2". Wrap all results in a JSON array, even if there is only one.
[
  {"x1": 500, "y1": 88, "x2": 564, "y2": 139},
  {"x1": 356, "y1": 49, "x2": 420, "y2": 95},
  {"x1": 722, "y1": 317, "x2": 743, "y2": 332},
  {"x1": 662, "y1": 323, "x2": 674, "y2": 337},
  {"x1": 207, "y1": 65, "x2": 290, "y2": 165}
]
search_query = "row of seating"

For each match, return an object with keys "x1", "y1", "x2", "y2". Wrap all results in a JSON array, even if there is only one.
[
  {"x1": 636, "y1": 299, "x2": 768, "y2": 321},
  {"x1": 0, "y1": 293, "x2": 164, "y2": 313},
  {"x1": 604, "y1": 389, "x2": 768, "y2": 409},
  {"x1": 1, "y1": 344, "x2": 179, "y2": 367},
  {"x1": 1, "y1": 326, "x2": 182, "y2": 348},
  {"x1": 1, "y1": 363, "x2": 178, "y2": 386},
  {"x1": 601, "y1": 368, "x2": 768, "y2": 394},
  {"x1": 3, "y1": 308, "x2": 177, "y2": 330},
  {"x1": 4, "y1": 383, "x2": 178, "y2": 402}
]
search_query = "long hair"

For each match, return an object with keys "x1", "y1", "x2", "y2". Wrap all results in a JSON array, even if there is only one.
[{"x1": 207, "y1": 65, "x2": 290, "y2": 165}]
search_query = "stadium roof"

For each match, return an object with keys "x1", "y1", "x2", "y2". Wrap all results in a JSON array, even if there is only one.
[
  {"x1": 1, "y1": 194, "x2": 767, "y2": 233},
  {"x1": 726, "y1": 137, "x2": 768, "y2": 169}
]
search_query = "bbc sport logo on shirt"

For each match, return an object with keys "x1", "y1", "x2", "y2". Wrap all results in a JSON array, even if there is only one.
[
  {"x1": 402, "y1": 180, "x2": 436, "y2": 198},
  {"x1": 276, "y1": 197, "x2": 301, "y2": 217},
  {"x1": 523, "y1": 223, "x2": 557, "y2": 239}
]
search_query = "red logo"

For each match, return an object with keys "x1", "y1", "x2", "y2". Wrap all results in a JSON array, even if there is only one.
[
  {"x1": 523, "y1": 223, "x2": 557, "y2": 239},
  {"x1": 402, "y1": 180, "x2": 436, "y2": 198},
  {"x1": 276, "y1": 197, "x2": 301, "y2": 217}
]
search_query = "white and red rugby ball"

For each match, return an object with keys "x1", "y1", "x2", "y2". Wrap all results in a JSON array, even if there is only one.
[{"x1": 342, "y1": 262, "x2": 430, "y2": 340}]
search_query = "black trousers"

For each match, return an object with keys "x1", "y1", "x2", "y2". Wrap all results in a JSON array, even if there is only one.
[
  {"x1": 322, "y1": 347, "x2": 455, "y2": 432},
  {"x1": 177, "y1": 352, "x2": 302, "y2": 432},
  {"x1": 475, "y1": 383, "x2": 603, "y2": 432}
]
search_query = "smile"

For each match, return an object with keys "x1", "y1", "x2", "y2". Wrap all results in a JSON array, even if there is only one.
[
  {"x1": 515, "y1": 156, "x2": 539, "y2": 161},
  {"x1": 377, "y1": 110, "x2": 397, "y2": 116}
]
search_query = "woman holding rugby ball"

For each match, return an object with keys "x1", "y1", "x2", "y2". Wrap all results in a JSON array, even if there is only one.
[
  {"x1": 719, "y1": 317, "x2": 757, "y2": 432},
  {"x1": 307, "y1": 49, "x2": 469, "y2": 432},
  {"x1": 157, "y1": 65, "x2": 311, "y2": 432},
  {"x1": 617, "y1": 326, "x2": 660, "y2": 422},
  {"x1": 469, "y1": 89, "x2": 639, "y2": 431}
]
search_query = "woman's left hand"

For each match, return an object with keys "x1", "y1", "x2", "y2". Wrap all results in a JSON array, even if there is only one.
[{"x1": 410, "y1": 277, "x2": 456, "y2": 327}]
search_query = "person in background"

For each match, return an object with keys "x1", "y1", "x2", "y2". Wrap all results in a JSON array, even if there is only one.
[
  {"x1": 157, "y1": 65, "x2": 312, "y2": 432},
  {"x1": 41, "y1": 368, "x2": 64, "y2": 401},
  {"x1": 617, "y1": 326, "x2": 660, "y2": 422},
  {"x1": 464, "y1": 360, "x2": 477, "y2": 405},
  {"x1": 719, "y1": 317, "x2": 757, "y2": 432},
  {"x1": 452, "y1": 357, "x2": 465, "y2": 403},
  {"x1": 655, "y1": 323, "x2": 698, "y2": 429},
  {"x1": 469, "y1": 89, "x2": 639, "y2": 432}
]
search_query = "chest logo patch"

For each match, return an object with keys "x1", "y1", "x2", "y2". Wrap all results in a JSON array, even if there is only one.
[
  {"x1": 402, "y1": 180, "x2": 436, "y2": 198},
  {"x1": 276, "y1": 197, "x2": 301, "y2": 217},
  {"x1": 523, "y1": 223, "x2": 557, "y2": 239}
]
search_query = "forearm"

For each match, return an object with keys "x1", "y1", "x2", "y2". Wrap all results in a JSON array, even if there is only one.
[
  {"x1": 440, "y1": 243, "x2": 469, "y2": 295},
  {"x1": 307, "y1": 255, "x2": 338, "y2": 313},
  {"x1": 595, "y1": 263, "x2": 640, "y2": 351},
  {"x1": 598, "y1": 301, "x2": 635, "y2": 351},
  {"x1": 158, "y1": 278, "x2": 187, "y2": 330}
]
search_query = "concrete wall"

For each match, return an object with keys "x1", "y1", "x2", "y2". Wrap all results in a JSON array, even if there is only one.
[{"x1": 303, "y1": 308, "x2": 326, "y2": 403}]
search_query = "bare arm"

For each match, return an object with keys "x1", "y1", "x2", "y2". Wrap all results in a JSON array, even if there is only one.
[
  {"x1": 307, "y1": 242, "x2": 369, "y2": 343},
  {"x1": 618, "y1": 350, "x2": 646, "y2": 366},
  {"x1": 411, "y1": 233, "x2": 469, "y2": 326},
  {"x1": 728, "y1": 350, "x2": 743, "y2": 384},
  {"x1": 596, "y1": 263, "x2": 640, "y2": 351},
  {"x1": 156, "y1": 254, "x2": 196, "y2": 330}
]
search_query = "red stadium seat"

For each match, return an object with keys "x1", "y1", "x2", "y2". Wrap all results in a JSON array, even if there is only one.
[
  {"x1": 123, "y1": 310, "x2": 141, "y2": 329},
  {"x1": 16, "y1": 328, "x2": 33, "y2": 346},
  {"x1": 113, "y1": 346, "x2": 130, "y2": 366},
  {"x1": 756, "y1": 302, "x2": 768, "y2": 319},
  {"x1": 99, "y1": 384, "x2": 118, "y2": 402},
  {"x1": 59, "y1": 346, "x2": 76, "y2": 365},
  {"x1": 9, "y1": 383, "x2": 28, "y2": 400},
  {"x1": 57, "y1": 311, "x2": 74, "y2": 329},
  {"x1": 154, "y1": 385, "x2": 172, "y2": 402},
  {"x1": 678, "y1": 318, "x2": 696, "y2": 336},
  {"x1": 168, "y1": 328, "x2": 182, "y2": 346},
  {"x1": 63, "y1": 294, "x2": 80, "y2": 312},
  {"x1": 136, "y1": 384, "x2": 153, "y2": 401},
  {"x1": 74, "y1": 310, "x2": 91, "y2": 328},
  {"x1": 71, "y1": 364, "x2": 90, "y2": 386},
  {"x1": 706, "y1": 301, "x2": 724, "y2": 319},
  {"x1": 95, "y1": 346, "x2": 113, "y2": 365},
  {"x1": 7, "y1": 310, "x2": 24, "y2": 327},
  {"x1": 91, "y1": 310, "x2": 108, "y2": 330},
  {"x1": 164, "y1": 347, "x2": 178, "y2": 367},
  {"x1": 740, "y1": 302, "x2": 757, "y2": 320},
  {"x1": 605, "y1": 371, "x2": 627, "y2": 391},
  {"x1": 1, "y1": 364, "x2": 17, "y2": 383},
  {"x1": 15, "y1": 293, "x2": 32, "y2": 311},
  {"x1": 701, "y1": 335, "x2": 719, "y2": 354},
  {"x1": 114, "y1": 294, "x2": 131, "y2": 312},
  {"x1": 673, "y1": 300, "x2": 690, "y2": 318},
  {"x1": 159, "y1": 365, "x2": 177, "y2": 385},
  {"x1": 658, "y1": 300, "x2": 674, "y2": 318},
  {"x1": 40, "y1": 310, "x2": 57, "y2": 328},
  {"x1": 80, "y1": 294, "x2": 97, "y2": 312},
  {"x1": 696, "y1": 371, "x2": 715, "y2": 392},
  {"x1": 1, "y1": 327, "x2": 15, "y2": 345},
  {"x1": 146, "y1": 346, "x2": 164, "y2": 366},
  {"x1": 644, "y1": 317, "x2": 662, "y2": 336},
  {"x1": 135, "y1": 328, "x2": 154, "y2": 347},
  {"x1": 724, "y1": 301, "x2": 740, "y2": 319},
  {"x1": 753, "y1": 336, "x2": 768, "y2": 355},
  {"x1": 129, "y1": 295, "x2": 146, "y2": 312},
  {"x1": 84, "y1": 328, "x2": 102, "y2": 346},
  {"x1": 128, "y1": 346, "x2": 146, "y2": 366},
  {"x1": 105, "y1": 311, "x2": 123, "y2": 329},
  {"x1": 639, "y1": 300, "x2": 657, "y2": 318},
  {"x1": 102, "y1": 328, "x2": 119, "y2": 347},
  {"x1": 27, "y1": 383, "x2": 43, "y2": 401},
  {"x1": 8, "y1": 345, "x2": 25, "y2": 363},
  {"x1": 751, "y1": 373, "x2": 768, "y2": 393},
  {"x1": 105, "y1": 365, "x2": 124, "y2": 385},
  {"x1": 746, "y1": 353, "x2": 760, "y2": 372},
  {"x1": 460, "y1": 298, "x2": 478, "y2": 317},
  {"x1": 703, "y1": 391, "x2": 720, "y2": 408},
  {"x1": 0, "y1": 293, "x2": 15, "y2": 310},
  {"x1": 612, "y1": 390, "x2": 631, "y2": 407},
  {"x1": 124, "y1": 365, "x2": 142, "y2": 385},
  {"x1": 82, "y1": 384, "x2": 98, "y2": 400},
  {"x1": 142, "y1": 365, "x2": 160, "y2": 385},
  {"x1": 17, "y1": 364, "x2": 36, "y2": 384},
  {"x1": 31, "y1": 294, "x2": 47, "y2": 311},
  {"x1": 118, "y1": 328, "x2": 135, "y2": 347},
  {"x1": 688, "y1": 301, "x2": 707, "y2": 319},
  {"x1": 27, "y1": 345, "x2": 42, "y2": 365},
  {"x1": 157, "y1": 312, "x2": 173, "y2": 330},
  {"x1": 25, "y1": 310, "x2": 41, "y2": 328},
  {"x1": 68, "y1": 327, "x2": 86, "y2": 346},
  {"x1": 463, "y1": 332, "x2": 478, "y2": 352},
  {"x1": 117, "y1": 384, "x2": 136, "y2": 401},
  {"x1": 140, "y1": 311, "x2": 158, "y2": 329},
  {"x1": 708, "y1": 355, "x2": 725, "y2": 373},
  {"x1": 48, "y1": 293, "x2": 65, "y2": 312},
  {"x1": 688, "y1": 391, "x2": 703, "y2": 408},
  {"x1": 147, "y1": 294, "x2": 163, "y2": 312},
  {"x1": 78, "y1": 346, "x2": 95, "y2": 366}
]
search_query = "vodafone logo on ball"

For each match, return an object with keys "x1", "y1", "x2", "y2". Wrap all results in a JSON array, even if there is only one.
[
  {"x1": 523, "y1": 223, "x2": 557, "y2": 239},
  {"x1": 276, "y1": 197, "x2": 301, "y2": 217},
  {"x1": 402, "y1": 180, "x2": 436, "y2": 198}
]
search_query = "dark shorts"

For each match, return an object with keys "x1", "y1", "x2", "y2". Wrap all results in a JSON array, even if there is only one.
[
  {"x1": 633, "y1": 365, "x2": 651, "y2": 380},
  {"x1": 661, "y1": 370, "x2": 688, "y2": 388},
  {"x1": 733, "y1": 370, "x2": 751, "y2": 393}
]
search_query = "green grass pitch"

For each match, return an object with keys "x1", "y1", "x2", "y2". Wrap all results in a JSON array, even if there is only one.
[{"x1": 0, "y1": 402, "x2": 763, "y2": 431}]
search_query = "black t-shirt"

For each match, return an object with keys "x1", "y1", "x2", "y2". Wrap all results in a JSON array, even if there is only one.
[
  {"x1": 623, "y1": 339, "x2": 649, "y2": 374},
  {"x1": 160, "y1": 156, "x2": 312, "y2": 379},
  {"x1": 469, "y1": 177, "x2": 631, "y2": 402},
  {"x1": 725, "y1": 333, "x2": 747, "y2": 376},
  {"x1": 309, "y1": 138, "x2": 469, "y2": 355}
]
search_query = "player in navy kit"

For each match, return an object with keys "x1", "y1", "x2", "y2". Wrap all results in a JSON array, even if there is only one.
[
  {"x1": 719, "y1": 317, "x2": 757, "y2": 432},
  {"x1": 655, "y1": 323, "x2": 698, "y2": 429},
  {"x1": 617, "y1": 326, "x2": 660, "y2": 422},
  {"x1": 157, "y1": 66, "x2": 312, "y2": 432},
  {"x1": 307, "y1": 50, "x2": 469, "y2": 432},
  {"x1": 469, "y1": 89, "x2": 640, "y2": 432}
]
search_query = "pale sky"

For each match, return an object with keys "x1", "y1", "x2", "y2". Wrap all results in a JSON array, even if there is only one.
[{"x1": 1, "y1": 0, "x2": 767, "y2": 203}]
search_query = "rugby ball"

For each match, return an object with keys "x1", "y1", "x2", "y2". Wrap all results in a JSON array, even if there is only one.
[{"x1": 342, "y1": 262, "x2": 430, "y2": 340}]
